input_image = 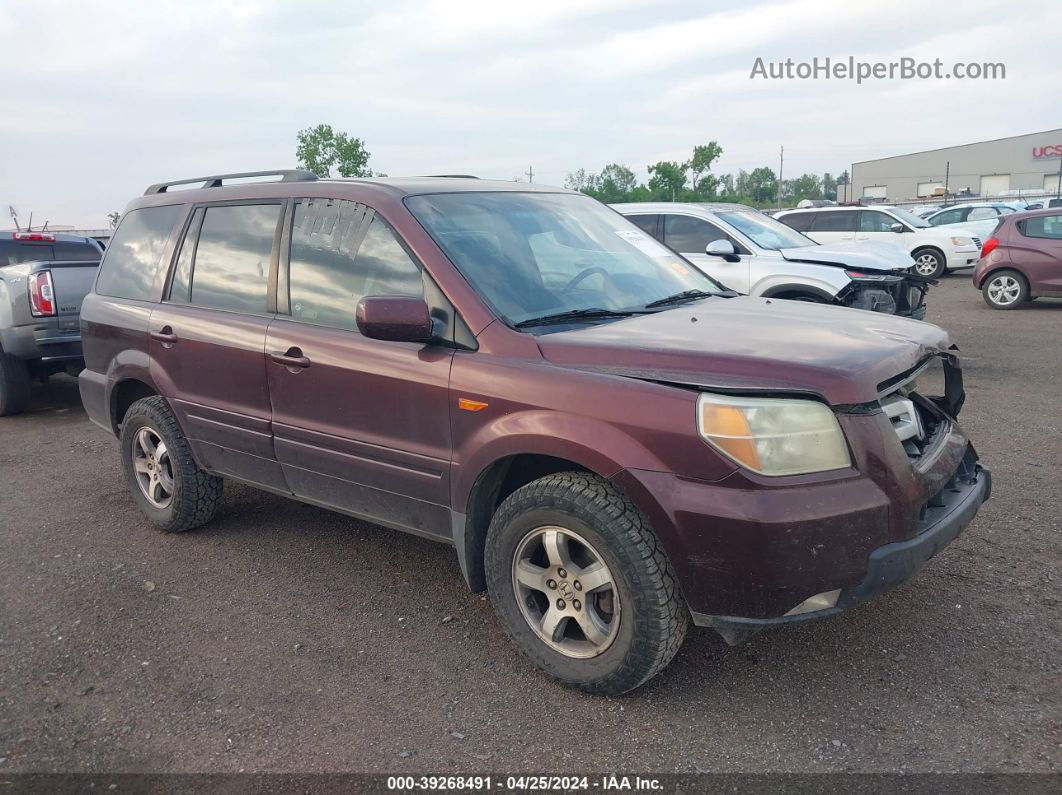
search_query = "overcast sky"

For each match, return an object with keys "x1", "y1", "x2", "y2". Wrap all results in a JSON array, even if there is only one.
[{"x1": 2, "y1": 0, "x2": 1059, "y2": 227}]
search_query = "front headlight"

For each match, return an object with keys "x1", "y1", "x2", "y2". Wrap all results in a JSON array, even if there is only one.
[
  {"x1": 950, "y1": 236, "x2": 974, "y2": 246},
  {"x1": 696, "y1": 393, "x2": 851, "y2": 476}
]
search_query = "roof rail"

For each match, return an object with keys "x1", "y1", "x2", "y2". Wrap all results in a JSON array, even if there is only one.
[
  {"x1": 422, "y1": 174, "x2": 479, "y2": 179},
  {"x1": 144, "y1": 169, "x2": 318, "y2": 195}
]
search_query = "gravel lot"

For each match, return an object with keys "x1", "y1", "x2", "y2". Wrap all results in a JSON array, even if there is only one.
[{"x1": 1, "y1": 277, "x2": 1059, "y2": 775}]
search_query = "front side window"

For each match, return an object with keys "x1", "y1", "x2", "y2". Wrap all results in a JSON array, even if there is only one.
[
  {"x1": 184, "y1": 204, "x2": 282, "y2": 315},
  {"x1": 288, "y1": 199, "x2": 422, "y2": 330},
  {"x1": 663, "y1": 215, "x2": 728, "y2": 252},
  {"x1": 811, "y1": 211, "x2": 858, "y2": 233},
  {"x1": 406, "y1": 192, "x2": 723, "y2": 326},
  {"x1": 1021, "y1": 214, "x2": 1062, "y2": 240},
  {"x1": 96, "y1": 205, "x2": 182, "y2": 301},
  {"x1": 859, "y1": 211, "x2": 897, "y2": 233},
  {"x1": 929, "y1": 208, "x2": 964, "y2": 226}
]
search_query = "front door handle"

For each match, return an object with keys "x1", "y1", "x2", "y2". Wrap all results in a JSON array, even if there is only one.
[
  {"x1": 150, "y1": 326, "x2": 178, "y2": 346},
  {"x1": 270, "y1": 348, "x2": 311, "y2": 369}
]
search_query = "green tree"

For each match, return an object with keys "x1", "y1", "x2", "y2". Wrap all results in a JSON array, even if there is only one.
[
  {"x1": 564, "y1": 168, "x2": 595, "y2": 192},
  {"x1": 821, "y1": 172, "x2": 837, "y2": 201},
  {"x1": 686, "y1": 142, "x2": 723, "y2": 197},
  {"x1": 789, "y1": 173, "x2": 822, "y2": 202},
  {"x1": 837, "y1": 170, "x2": 850, "y2": 202},
  {"x1": 746, "y1": 167, "x2": 777, "y2": 203},
  {"x1": 296, "y1": 124, "x2": 372, "y2": 178},
  {"x1": 647, "y1": 161, "x2": 688, "y2": 201},
  {"x1": 595, "y1": 164, "x2": 638, "y2": 202}
]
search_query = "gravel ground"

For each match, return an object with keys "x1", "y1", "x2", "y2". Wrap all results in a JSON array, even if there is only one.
[{"x1": 1, "y1": 276, "x2": 1059, "y2": 775}]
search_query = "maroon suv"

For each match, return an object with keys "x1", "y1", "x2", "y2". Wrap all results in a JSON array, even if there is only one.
[
  {"x1": 973, "y1": 208, "x2": 1062, "y2": 308},
  {"x1": 79, "y1": 171, "x2": 990, "y2": 693}
]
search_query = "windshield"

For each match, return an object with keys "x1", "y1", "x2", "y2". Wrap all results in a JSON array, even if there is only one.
[
  {"x1": 716, "y1": 209, "x2": 815, "y2": 250},
  {"x1": 406, "y1": 192, "x2": 724, "y2": 326},
  {"x1": 887, "y1": 207, "x2": 930, "y2": 228}
]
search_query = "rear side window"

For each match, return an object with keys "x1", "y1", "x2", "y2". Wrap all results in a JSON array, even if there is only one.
[
  {"x1": 183, "y1": 204, "x2": 282, "y2": 315},
  {"x1": 812, "y1": 211, "x2": 858, "y2": 232},
  {"x1": 96, "y1": 205, "x2": 182, "y2": 301},
  {"x1": 779, "y1": 212, "x2": 813, "y2": 232},
  {"x1": 967, "y1": 207, "x2": 999, "y2": 221},
  {"x1": 1020, "y1": 214, "x2": 1062, "y2": 240},
  {"x1": 288, "y1": 199, "x2": 422, "y2": 330},
  {"x1": 663, "y1": 215, "x2": 730, "y2": 252}
]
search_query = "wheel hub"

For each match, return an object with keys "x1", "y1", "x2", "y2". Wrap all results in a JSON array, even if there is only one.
[{"x1": 511, "y1": 526, "x2": 620, "y2": 659}]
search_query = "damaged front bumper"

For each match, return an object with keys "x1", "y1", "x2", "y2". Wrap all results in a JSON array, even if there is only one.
[
  {"x1": 840, "y1": 272, "x2": 933, "y2": 319},
  {"x1": 694, "y1": 455, "x2": 991, "y2": 645}
]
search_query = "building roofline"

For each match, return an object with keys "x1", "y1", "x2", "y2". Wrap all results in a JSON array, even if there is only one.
[{"x1": 851, "y1": 128, "x2": 1062, "y2": 167}]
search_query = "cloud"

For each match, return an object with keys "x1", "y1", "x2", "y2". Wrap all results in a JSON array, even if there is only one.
[{"x1": 1, "y1": 0, "x2": 1059, "y2": 225}]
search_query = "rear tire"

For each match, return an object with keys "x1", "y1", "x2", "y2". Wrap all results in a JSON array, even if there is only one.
[
  {"x1": 912, "y1": 248, "x2": 946, "y2": 279},
  {"x1": 119, "y1": 396, "x2": 223, "y2": 532},
  {"x1": 0, "y1": 353, "x2": 31, "y2": 416},
  {"x1": 484, "y1": 472, "x2": 688, "y2": 694},
  {"x1": 982, "y1": 269, "x2": 1029, "y2": 310}
]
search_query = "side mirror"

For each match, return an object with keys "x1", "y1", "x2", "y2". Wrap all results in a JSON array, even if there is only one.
[
  {"x1": 890, "y1": 223, "x2": 905, "y2": 233},
  {"x1": 356, "y1": 295, "x2": 434, "y2": 343},
  {"x1": 705, "y1": 239, "x2": 740, "y2": 261}
]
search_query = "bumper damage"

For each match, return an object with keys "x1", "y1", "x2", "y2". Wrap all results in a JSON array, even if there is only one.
[{"x1": 694, "y1": 458, "x2": 991, "y2": 645}]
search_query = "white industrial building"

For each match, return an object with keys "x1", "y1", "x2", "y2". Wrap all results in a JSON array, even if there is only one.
[{"x1": 850, "y1": 129, "x2": 1062, "y2": 203}]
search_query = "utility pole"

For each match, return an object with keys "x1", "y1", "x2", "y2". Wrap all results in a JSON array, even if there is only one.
[
  {"x1": 1056, "y1": 162, "x2": 1061, "y2": 200},
  {"x1": 525, "y1": 165, "x2": 534, "y2": 184},
  {"x1": 777, "y1": 145, "x2": 784, "y2": 207},
  {"x1": 943, "y1": 161, "x2": 950, "y2": 206}
]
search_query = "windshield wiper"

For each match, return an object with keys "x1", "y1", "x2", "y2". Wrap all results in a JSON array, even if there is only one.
[
  {"x1": 513, "y1": 308, "x2": 637, "y2": 329},
  {"x1": 644, "y1": 289, "x2": 714, "y2": 309}
]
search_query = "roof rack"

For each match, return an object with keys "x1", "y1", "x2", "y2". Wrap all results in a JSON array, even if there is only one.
[
  {"x1": 144, "y1": 169, "x2": 318, "y2": 196},
  {"x1": 422, "y1": 174, "x2": 479, "y2": 179}
]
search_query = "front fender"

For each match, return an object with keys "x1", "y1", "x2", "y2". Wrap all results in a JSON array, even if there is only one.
[
  {"x1": 756, "y1": 274, "x2": 845, "y2": 301},
  {"x1": 451, "y1": 409, "x2": 669, "y2": 510}
]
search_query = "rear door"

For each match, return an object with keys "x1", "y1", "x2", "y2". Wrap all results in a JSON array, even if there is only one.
[
  {"x1": 1017, "y1": 213, "x2": 1062, "y2": 295},
  {"x1": 808, "y1": 210, "x2": 858, "y2": 243},
  {"x1": 265, "y1": 197, "x2": 454, "y2": 539},
  {"x1": 150, "y1": 201, "x2": 287, "y2": 490},
  {"x1": 662, "y1": 213, "x2": 752, "y2": 293}
]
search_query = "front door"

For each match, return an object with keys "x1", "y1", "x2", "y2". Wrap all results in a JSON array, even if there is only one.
[
  {"x1": 661, "y1": 213, "x2": 752, "y2": 293},
  {"x1": 149, "y1": 201, "x2": 287, "y2": 490},
  {"x1": 265, "y1": 197, "x2": 455, "y2": 539}
]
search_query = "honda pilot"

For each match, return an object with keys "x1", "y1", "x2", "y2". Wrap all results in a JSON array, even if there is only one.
[{"x1": 79, "y1": 171, "x2": 991, "y2": 694}]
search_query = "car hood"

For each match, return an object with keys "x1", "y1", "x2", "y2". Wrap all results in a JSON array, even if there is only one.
[
  {"x1": 536, "y1": 296, "x2": 950, "y2": 405},
  {"x1": 778, "y1": 241, "x2": 912, "y2": 271}
]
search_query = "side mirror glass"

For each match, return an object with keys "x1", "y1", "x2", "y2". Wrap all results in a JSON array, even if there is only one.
[
  {"x1": 706, "y1": 239, "x2": 738, "y2": 257},
  {"x1": 356, "y1": 296, "x2": 434, "y2": 343},
  {"x1": 890, "y1": 223, "x2": 905, "y2": 233}
]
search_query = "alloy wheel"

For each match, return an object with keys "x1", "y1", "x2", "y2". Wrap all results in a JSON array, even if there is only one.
[
  {"x1": 511, "y1": 526, "x2": 620, "y2": 659},
  {"x1": 986, "y1": 274, "x2": 1021, "y2": 306},
  {"x1": 913, "y1": 253, "x2": 940, "y2": 276},
  {"x1": 131, "y1": 427, "x2": 174, "y2": 509}
]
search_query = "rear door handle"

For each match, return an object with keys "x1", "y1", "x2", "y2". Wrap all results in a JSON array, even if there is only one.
[
  {"x1": 270, "y1": 348, "x2": 311, "y2": 369},
  {"x1": 150, "y1": 327, "x2": 178, "y2": 345}
]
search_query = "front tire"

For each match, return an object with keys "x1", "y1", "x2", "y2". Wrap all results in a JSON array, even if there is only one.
[
  {"x1": 484, "y1": 472, "x2": 688, "y2": 694},
  {"x1": 912, "y1": 248, "x2": 947, "y2": 279},
  {"x1": 0, "y1": 353, "x2": 31, "y2": 416},
  {"x1": 982, "y1": 269, "x2": 1029, "y2": 310},
  {"x1": 119, "y1": 396, "x2": 223, "y2": 532}
]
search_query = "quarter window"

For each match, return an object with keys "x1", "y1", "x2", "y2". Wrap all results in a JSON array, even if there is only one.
[
  {"x1": 182, "y1": 204, "x2": 282, "y2": 315},
  {"x1": 288, "y1": 199, "x2": 422, "y2": 330},
  {"x1": 95, "y1": 205, "x2": 182, "y2": 301}
]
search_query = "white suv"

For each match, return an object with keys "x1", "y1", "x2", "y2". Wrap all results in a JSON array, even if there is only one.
[
  {"x1": 613, "y1": 203, "x2": 928, "y2": 319},
  {"x1": 775, "y1": 205, "x2": 981, "y2": 278}
]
